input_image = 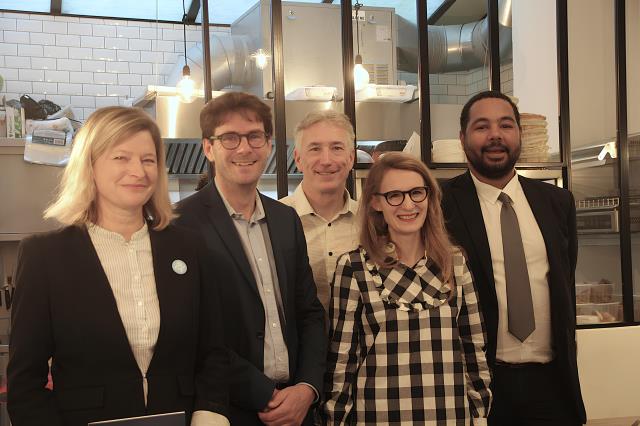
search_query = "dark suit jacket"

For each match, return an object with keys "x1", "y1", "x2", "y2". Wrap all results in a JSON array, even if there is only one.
[
  {"x1": 174, "y1": 182, "x2": 326, "y2": 425},
  {"x1": 7, "y1": 224, "x2": 229, "y2": 426},
  {"x1": 441, "y1": 171, "x2": 586, "y2": 423}
]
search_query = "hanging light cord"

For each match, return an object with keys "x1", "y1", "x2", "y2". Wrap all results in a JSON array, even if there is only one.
[
  {"x1": 354, "y1": 1, "x2": 363, "y2": 57},
  {"x1": 182, "y1": 0, "x2": 188, "y2": 68}
]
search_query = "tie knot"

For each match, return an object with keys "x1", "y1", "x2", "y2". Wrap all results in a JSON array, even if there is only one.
[{"x1": 498, "y1": 192, "x2": 513, "y2": 205}]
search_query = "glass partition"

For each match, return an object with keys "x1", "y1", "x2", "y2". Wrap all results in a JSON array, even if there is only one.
[
  {"x1": 569, "y1": 0, "x2": 622, "y2": 325},
  {"x1": 626, "y1": 0, "x2": 640, "y2": 321},
  {"x1": 507, "y1": 1, "x2": 560, "y2": 163},
  {"x1": 427, "y1": 0, "x2": 490, "y2": 165},
  {"x1": 281, "y1": 0, "x2": 344, "y2": 196},
  {"x1": 353, "y1": 0, "x2": 421, "y2": 165}
]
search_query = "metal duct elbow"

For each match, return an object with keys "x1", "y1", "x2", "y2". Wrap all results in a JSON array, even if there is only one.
[
  {"x1": 398, "y1": 0, "x2": 512, "y2": 74},
  {"x1": 167, "y1": 33, "x2": 254, "y2": 90}
]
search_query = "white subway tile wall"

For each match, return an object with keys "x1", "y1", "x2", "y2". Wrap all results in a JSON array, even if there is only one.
[
  {"x1": 0, "y1": 11, "x2": 512, "y2": 119},
  {"x1": 0, "y1": 11, "x2": 229, "y2": 121}
]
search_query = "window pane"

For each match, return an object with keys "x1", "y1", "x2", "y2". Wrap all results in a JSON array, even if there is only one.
[
  {"x1": 62, "y1": 0, "x2": 185, "y2": 21},
  {"x1": 569, "y1": 0, "x2": 623, "y2": 325},
  {"x1": 509, "y1": 1, "x2": 560, "y2": 163},
  {"x1": 626, "y1": 0, "x2": 640, "y2": 322},
  {"x1": 428, "y1": 0, "x2": 489, "y2": 163},
  {"x1": 0, "y1": 0, "x2": 49, "y2": 13},
  {"x1": 281, "y1": 0, "x2": 344, "y2": 195}
]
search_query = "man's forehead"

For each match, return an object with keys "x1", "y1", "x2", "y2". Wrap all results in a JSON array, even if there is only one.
[{"x1": 469, "y1": 98, "x2": 516, "y2": 120}]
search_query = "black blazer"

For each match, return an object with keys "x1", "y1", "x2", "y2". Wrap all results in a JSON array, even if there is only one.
[
  {"x1": 441, "y1": 171, "x2": 586, "y2": 424},
  {"x1": 174, "y1": 182, "x2": 326, "y2": 425},
  {"x1": 7, "y1": 224, "x2": 229, "y2": 426}
]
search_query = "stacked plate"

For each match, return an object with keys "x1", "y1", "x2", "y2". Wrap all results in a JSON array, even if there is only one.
[
  {"x1": 520, "y1": 112, "x2": 550, "y2": 162},
  {"x1": 432, "y1": 139, "x2": 466, "y2": 163}
]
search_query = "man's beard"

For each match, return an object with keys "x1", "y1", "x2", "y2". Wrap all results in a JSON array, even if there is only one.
[{"x1": 463, "y1": 139, "x2": 521, "y2": 179}]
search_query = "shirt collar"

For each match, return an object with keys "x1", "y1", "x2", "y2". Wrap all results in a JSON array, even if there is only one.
[
  {"x1": 87, "y1": 221, "x2": 149, "y2": 243},
  {"x1": 216, "y1": 181, "x2": 265, "y2": 223},
  {"x1": 470, "y1": 170, "x2": 522, "y2": 205},
  {"x1": 291, "y1": 183, "x2": 358, "y2": 219}
]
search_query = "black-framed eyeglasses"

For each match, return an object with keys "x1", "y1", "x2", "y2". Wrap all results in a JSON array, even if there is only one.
[
  {"x1": 208, "y1": 131, "x2": 269, "y2": 150},
  {"x1": 374, "y1": 186, "x2": 429, "y2": 206}
]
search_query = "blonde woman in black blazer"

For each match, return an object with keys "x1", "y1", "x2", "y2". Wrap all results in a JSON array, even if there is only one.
[{"x1": 8, "y1": 107, "x2": 229, "y2": 426}]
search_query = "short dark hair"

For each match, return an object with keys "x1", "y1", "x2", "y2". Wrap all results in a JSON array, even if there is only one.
[
  {"x1": 200, "y1": 92, "x2": 273, "y2": 139},
  {"x1": 459, "y1": 90, "x2": 520, "y2": 132}
]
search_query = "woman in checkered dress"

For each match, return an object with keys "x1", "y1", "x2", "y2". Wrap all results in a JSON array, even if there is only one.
[{"x1": 325, "y1": 153, "x2": 491, "y2": 425}]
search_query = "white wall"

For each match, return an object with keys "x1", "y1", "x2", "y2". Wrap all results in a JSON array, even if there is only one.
[
  {"x1": 0, "y1": 11, "x2": 228, "y2": 121},
  {"x1": 577, "y1": 326, "x2": 640, "y2": 420}
]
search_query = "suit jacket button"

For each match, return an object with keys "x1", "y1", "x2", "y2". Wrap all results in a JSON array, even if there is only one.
[{"x1": 257, "y1": 332, "x2": 264, "y2": 339}]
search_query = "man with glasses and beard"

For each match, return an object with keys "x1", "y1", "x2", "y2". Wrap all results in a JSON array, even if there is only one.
[
  {"x1": 441, "y1": 91, "x2": 586, "y2": 425},
  {"x1": 175, "y1": 92, "x2": 325, "y2": 426}
]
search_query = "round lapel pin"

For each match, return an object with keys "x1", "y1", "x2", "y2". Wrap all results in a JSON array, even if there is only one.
[{"x1": 172, "y1": 259, "x2": 187, "y2": 275}]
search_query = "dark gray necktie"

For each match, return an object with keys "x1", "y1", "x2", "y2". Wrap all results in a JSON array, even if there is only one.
[{"x1": 498, "y1": 192, "x2": 535, "y2": 342}]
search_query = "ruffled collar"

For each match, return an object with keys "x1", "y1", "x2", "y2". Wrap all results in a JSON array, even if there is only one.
[{"x1": 362, "y1": 248, "x2": 452, "y2": 312}]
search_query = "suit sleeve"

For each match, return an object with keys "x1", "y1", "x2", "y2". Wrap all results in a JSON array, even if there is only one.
[
  {"x1": 194, "y1": 237, "x2": 230, "y2": 418},
  {"x1": 291, "y1": 212, "x2": 327, "y2": 393},
  {"x1": 324, "y1": 253, "x2": 363, "y2": 425},
  {"x1": 7, "y1": 238, "x2": 63, "y2": 426},
  {"x1": 455, "y1": 253, "x2": 492, "y2": 420}
]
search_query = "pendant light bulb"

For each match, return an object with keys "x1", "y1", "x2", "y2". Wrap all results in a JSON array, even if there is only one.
[
  {"x1": 252, "y1": 48, "x2": 270, "y2": 70},
  {"x1": 177, "y1": 64, "x2": 196, "y2": 103},
  {"x1": 353, "y1": 54, "x2": 370, "y2": 92}
]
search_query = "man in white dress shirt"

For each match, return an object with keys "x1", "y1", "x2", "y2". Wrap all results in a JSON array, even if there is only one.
[
  {"x1": 280, "y1": 110, "x2": 359, "y2": 312},
  {"x1": 441, "y1": 91, "x2": 586, "y2": 425}
]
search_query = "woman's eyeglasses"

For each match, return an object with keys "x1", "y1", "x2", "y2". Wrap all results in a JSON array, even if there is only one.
[
  {"x1": 208, "y1": 131, "x2": 269, "y2": 150},
  {"x1": 374, "y1": 186, "x2": 429, "y2": 206}
]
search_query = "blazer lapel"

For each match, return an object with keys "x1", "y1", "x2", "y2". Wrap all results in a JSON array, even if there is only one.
[
  {"x1": 203, "y1": 182, "x2": 261, "y2": 299},
  {"x1": 451, "y1": 171, "x2": 496, "y2": 288}
]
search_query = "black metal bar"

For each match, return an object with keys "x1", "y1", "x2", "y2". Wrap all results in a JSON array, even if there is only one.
[
  {"x1": 201, "y1": 0, "x2": 213, "y2": 103},
  {"x1": 50, "y1": 0, "x2": 61, "y2": 15},
  {"x1": 614, "y1": 0, "x2": 634, "y2": 323},
  {"x1": 417, "y1": 0, "x2": 432, "y2": 163},
  {"x1": 271, "y1": 0, "x2": 289, "y2": 198},
  {"x1": 427, "y1": 0, "x2": 456, "y2": 25},
  {"x1": 557, "y1": 0, "x2": 571, "y2": 190},
  {"x1": 341, "y1": 0, "x2": 356, "y2": 196},
  {"x1": 0, "y1": 8, "x2": 230, "y2": 26},
  {"x1": 486, "y1": 0, "x2": 500, "y2": 91},
  {"x1": 185, "y1": 0, "x2": 200, "y2": 24},
  {"x1": 201, "y1": 0, "x2": 214, "y2": 181}
]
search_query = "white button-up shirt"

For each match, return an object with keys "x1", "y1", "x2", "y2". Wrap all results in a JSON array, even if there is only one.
[
  {"x1": 280, "y1": 184, "x2": 359, "y2": 311},
  {"x1": 471, "y1": 172, "x2": 554, "y2": 363}
]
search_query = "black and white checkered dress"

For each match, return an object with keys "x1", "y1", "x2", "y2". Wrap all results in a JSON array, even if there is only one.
[{"x1": 325, "y1": 247, "x2": 491, "y2": 425}]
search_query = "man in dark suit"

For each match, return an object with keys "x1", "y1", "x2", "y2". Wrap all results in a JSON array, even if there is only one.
[
  {"x1": 175, "y1": 92, "x2": 326, "y2": 426},
  {"x1": 441, "y1": 91, "x2": 586, "y2": 425}
]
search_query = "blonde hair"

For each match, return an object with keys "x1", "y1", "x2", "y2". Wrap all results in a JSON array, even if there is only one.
[
  {"x1": 294, "y1": 110, "x2": 355, "y2": 152},
  {"x1": 45, "y1": 106, "x2": 174, "y2": 230},
  {"x1": 359, "y1": 152, "x2": 455, "y2": 285}
]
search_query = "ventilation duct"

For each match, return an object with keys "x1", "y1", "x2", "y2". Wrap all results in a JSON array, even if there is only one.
[{"x1": 167, "y1": 0, "x2": 512, "y2": 90}]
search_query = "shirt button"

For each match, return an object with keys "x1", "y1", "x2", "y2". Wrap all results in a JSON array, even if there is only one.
[
  {"x1": 258, "y1": 258, "x2": 263, "y2": 262},
  {"x1": 137, "y1": 301, "x2": 143, "y2": 306},
  {"x1": 328, "y1": 223, "x2": 332, "y2": 227},
  {"x1": 272, "y1": 322, "x2": 277, "y2": 328},
  {"x1": 266, "y1": 288, "x2": 271, "y2": 293},
  {"x1": 277, "y1": 356, "x2": 283, "y2": 362},
  {"x1": 328, "y1": 251, "x2": 333, "y2": 256}
]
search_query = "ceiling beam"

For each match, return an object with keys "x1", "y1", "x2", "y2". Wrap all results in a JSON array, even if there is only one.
[
  {"x1": 50, "y1": 0, "x2": 62, "y2": 15},
  {"x1": 185, "y1": 0, "x2": 201, "y2": 24}
]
